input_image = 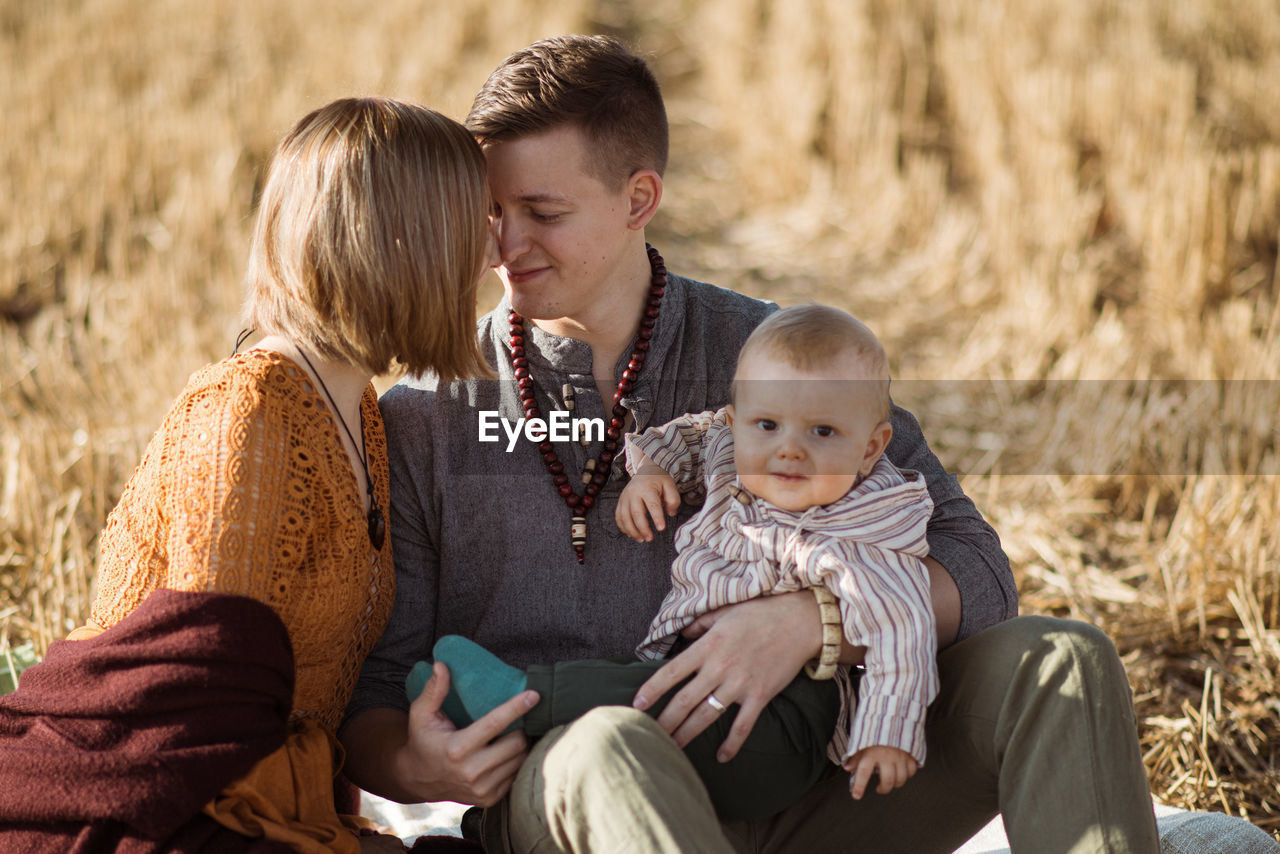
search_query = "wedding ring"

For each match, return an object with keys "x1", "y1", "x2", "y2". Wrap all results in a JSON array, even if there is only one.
[{"x1": 706, "y1": 694, "x2": 727, "y2": 714}]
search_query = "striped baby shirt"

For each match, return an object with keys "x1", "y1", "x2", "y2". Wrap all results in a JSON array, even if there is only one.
[{"x1": 627, "y1": 408, "x2": 940, "y2": 764}]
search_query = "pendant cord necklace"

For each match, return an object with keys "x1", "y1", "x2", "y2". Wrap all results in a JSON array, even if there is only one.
[
  {"x1": 509, "y1": 243, "x2": 667, "y2": 564},
  {"x1": 296, "y1": 349, "x2": 386, "y2": 550}
]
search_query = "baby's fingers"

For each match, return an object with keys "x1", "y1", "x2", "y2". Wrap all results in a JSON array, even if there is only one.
[
  {"x1": 848, "y1": 756, "x2": 876, "y2": 801},
  {"x1": 641, "y1": 488, "x2": 670, "y2": 534},
  {"x1": 615, "y1": 494, "x2": 653, "y2": 542}
]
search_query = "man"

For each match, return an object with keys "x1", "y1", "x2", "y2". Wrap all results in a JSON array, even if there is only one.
[{"x1": 341, "y1": 35, "x2": 1159, "y2": 852}]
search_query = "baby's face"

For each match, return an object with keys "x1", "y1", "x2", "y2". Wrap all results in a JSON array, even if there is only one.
[{"x1": 729, "y1": 347, "x2": 888, "y2": 513}]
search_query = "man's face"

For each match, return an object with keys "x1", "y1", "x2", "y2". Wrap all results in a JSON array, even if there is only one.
[
  {"x1": 484, "y1": 124, "x2": 635, "y2": 324},
  {"x1": 728, "y1": 347, "x2": 887, "y2": 512}
]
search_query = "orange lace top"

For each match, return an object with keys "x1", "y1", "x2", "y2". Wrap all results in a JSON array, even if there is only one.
[{"x1": 88, "y1": 350, "x2": 394, "y2": 737}]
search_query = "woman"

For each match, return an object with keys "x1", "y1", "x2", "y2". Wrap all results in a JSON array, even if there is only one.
[{"x1": 60, "y1": 97, "x2": 491, "y2": 851}]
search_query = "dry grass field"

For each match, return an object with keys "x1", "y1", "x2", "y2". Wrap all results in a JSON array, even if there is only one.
[{"x1": 2, "y1": 0, "x2": 1278, "y2": 835}]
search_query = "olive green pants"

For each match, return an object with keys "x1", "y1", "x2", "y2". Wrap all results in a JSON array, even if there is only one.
[
  {"x1": 521, "y1": 659, "x2": 840, "y2": 821},
  {"x1": 481, "y1": 616, "x2": 1161, "y2": 854}
]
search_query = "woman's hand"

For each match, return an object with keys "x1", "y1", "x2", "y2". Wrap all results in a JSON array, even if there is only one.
[
  {"x1": 393, "y1": 662, "x2": 538, "y2": 806},
  {"x1": 631, "y1": 591, "x2": 820, "y2": 762}
]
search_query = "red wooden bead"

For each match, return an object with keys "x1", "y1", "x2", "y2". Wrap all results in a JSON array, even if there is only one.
[
  {"x1": 612, "y1": 403, "x2": 626, "y2": 419},
  {"x1": 511, "y1": 346, "x2": 525, "y2": 358},
  {"x1": 645, "y1": 306, "x2": 660, "y2": 319},
  {"x1": 557, "y1": 483, "x2": 573, "y2": 497},
  {"x1": 553, "y1": 473, "x2": 569, "y2": 486},
  {"x1": 627, "y1": 358, "x2": 643, "y2": 371},
  {"x1": 603, "y1": 439, "x2": 618, "y2": 453},
  {"x1": 539, "y1": 441, "x2": 554, "y2": 454},
  {"x1": 638, "y1": 327, "x2": 653, "y2": 340},
  {"x1": 542, "y1": 452, "x2": 557, "y2": 464},
  {"x1": 606, "y1": 427, "x2": 620, "y2": 441},
  {"x1": 592, "y1": 468, "x2": 609, "y2": 484},
  {"x1": 610, "y1": 416, "x2": 624, "y2": 430},
  {"x1": 566, "y1": 494, "x2": 581, "y2": 508},
  {"x1": 510, "y1": 334, "x2": 524, "y2": 347},
  {"x1": 650, "y1": 286, "x2": 665, "y2": 298},
  {"x1": 518, "y1": 377, "x2": 534, "y2": 390},
  {"x1": 622, "y1": 369, "x2": 637, "y2": 383},
  {"x1": 548, "y1": 461, "x2": 564, "y2": 475},
  {"x1": 513, "y1": 357, "x2": 527, "y2": 369},
  {"x1": 635, "y1": 339, "x2": 650, "y2": 352},
  {"x1": 579, "y1": 494, "x2": 595, "y2": 510},
  {"x1": 584, "y1": 483, "x2": 600, "y2": 498},
  {"x1": 514, "y1": 367, "x2": 529, "y2": 380}
]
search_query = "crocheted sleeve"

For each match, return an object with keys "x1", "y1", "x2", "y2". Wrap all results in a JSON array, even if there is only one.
[
  {"x1": 170, "y1": 370, "x2": 311, "y2": 598},
  {"x1": 92, "y1": 366, "x2": 309, "y2": 619}
]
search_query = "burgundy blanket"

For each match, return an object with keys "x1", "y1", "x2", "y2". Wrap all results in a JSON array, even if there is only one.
[{"x1": 0, "y1": 589, "x2": 294, "y2": 853}]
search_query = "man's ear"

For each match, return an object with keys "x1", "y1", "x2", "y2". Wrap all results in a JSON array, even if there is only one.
[
  {"x1": 860, "y1": 421, "x2": 893, "y2": 475},
  {"x1": 625, "y1": 169, "x2": 663, "y2": 230}
]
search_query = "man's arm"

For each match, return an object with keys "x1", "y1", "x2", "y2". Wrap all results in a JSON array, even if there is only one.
[
  {"x1": 340, "y1": 384, "x2": 534, "y2": 805},
  {"x1": 886, "y1": 404, "x2": 1017, "y2": 638}
]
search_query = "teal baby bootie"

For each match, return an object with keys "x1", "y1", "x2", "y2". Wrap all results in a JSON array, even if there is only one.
[
  {"x1": 427, "y1": 635, "x2": 528, "y2": 733},
  {"x1": 405, "y1": 660, "x2": 470, "y2": 729}
]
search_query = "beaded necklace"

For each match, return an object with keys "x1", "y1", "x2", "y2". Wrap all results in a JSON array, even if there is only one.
[{"x1": 508, "y1": 243, "x2": 667, "y2": 563}]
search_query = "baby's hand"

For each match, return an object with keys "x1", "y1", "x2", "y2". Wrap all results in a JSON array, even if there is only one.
[
  {"x1": 616, "y1": 461, "x2": 680, "y2": 542},
  {"x1": 842, "y1": 745, "x2": 918, "y2": 800}
]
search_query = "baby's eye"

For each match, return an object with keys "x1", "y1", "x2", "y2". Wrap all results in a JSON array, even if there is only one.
[
  {"x1": 755, "y1": 419, "x2": 777, "y2": 432},
  {"x1": 812, "y1": 425, "x2": 835, "y2": 438}
]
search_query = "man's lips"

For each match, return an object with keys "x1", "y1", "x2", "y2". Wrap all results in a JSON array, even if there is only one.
[{"x1": 504, "y1": 266, "x2": 549, "y2": 285}]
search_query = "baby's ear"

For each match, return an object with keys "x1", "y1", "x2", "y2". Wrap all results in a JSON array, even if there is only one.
[
  {"x1": 725, "y1": 405, "x2": 735, "y2": 428},
  {"x1": 860, "y1": 420, "x2": 893, "y2": 475}
]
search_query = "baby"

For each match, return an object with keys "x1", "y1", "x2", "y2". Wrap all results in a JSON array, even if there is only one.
[{"x1": 419, "y1": 304, "x2": 938, "y2": 815}]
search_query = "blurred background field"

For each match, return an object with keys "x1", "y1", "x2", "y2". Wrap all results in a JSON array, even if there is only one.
[{"x1": 2, "y1": 0, "x2": 1277, "y2": 835}]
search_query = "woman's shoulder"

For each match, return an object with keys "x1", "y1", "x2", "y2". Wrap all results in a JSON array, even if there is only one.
[{"x1": 175, "y1": 350, "x2": 314, "y2": 414}]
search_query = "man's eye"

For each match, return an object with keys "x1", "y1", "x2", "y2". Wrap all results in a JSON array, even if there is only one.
[
  {"x1": 813, "y1": 425, "x2": 835, "y2": 438},
  {"x1": 531, "y1": 211, "x2": 562, "y2": 223},
  {"x1": 756, "y1": 419, "x2": 777, "y2": 431}
]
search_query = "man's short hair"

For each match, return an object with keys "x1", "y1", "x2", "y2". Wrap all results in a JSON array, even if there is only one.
[
  {"x1": 737, "y1": 304, "x2": 892, "y2": 421},
  {"x1": 243, "y1": 97, "x2": 492, "y2": 379},
  {"x1": 465, "y1": 35, "x2": 668, "y2": 189}
]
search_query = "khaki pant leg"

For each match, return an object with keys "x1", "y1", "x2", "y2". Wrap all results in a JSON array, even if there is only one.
[
  {"x1": 720, "y1": 616, "x2": 1160, "y2": 854},
  {"x1": 482, "y1": 706, "x2": 734, "y2": 854}
]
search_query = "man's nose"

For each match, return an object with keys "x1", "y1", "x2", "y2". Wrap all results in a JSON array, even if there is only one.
[
  {"x1": 494, "y1": 214, "x2": 530, "y2": 264},
  {"x1": 484, "y1": 221, "x2": 501, "y2": 269}
]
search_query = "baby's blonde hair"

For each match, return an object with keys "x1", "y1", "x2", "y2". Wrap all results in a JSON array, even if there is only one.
[{"x1": 736, "y1": 304, "x2": 891, "y2": 421}]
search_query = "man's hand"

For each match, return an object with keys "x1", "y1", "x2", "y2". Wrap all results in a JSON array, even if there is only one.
[
  {"x1": 632, "y1": 591, "x2": 820, "y2": 762},
  {"x1": 616, "y1": 461, "x2": 680, "y2": 542},
  {"x1": 344, "y1": 662, "x2": 538, "y2": 807},
  {"x1": 843, "y1": 745, "x2": 918, "y2": 799}
]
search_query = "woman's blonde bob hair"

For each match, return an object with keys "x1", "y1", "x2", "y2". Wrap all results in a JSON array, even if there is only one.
[{"x1": 243, "y1": 97, "x2": 492, "y2": 379}]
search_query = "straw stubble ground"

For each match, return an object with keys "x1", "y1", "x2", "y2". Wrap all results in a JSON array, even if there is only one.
[{"x1": 2, "y1": 0, "x2": 1277, "y2": 836}]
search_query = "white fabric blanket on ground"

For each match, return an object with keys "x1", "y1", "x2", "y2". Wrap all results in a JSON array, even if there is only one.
[{"x1": 360, "y1": 794, "x2": 1279, "y2": 852}]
